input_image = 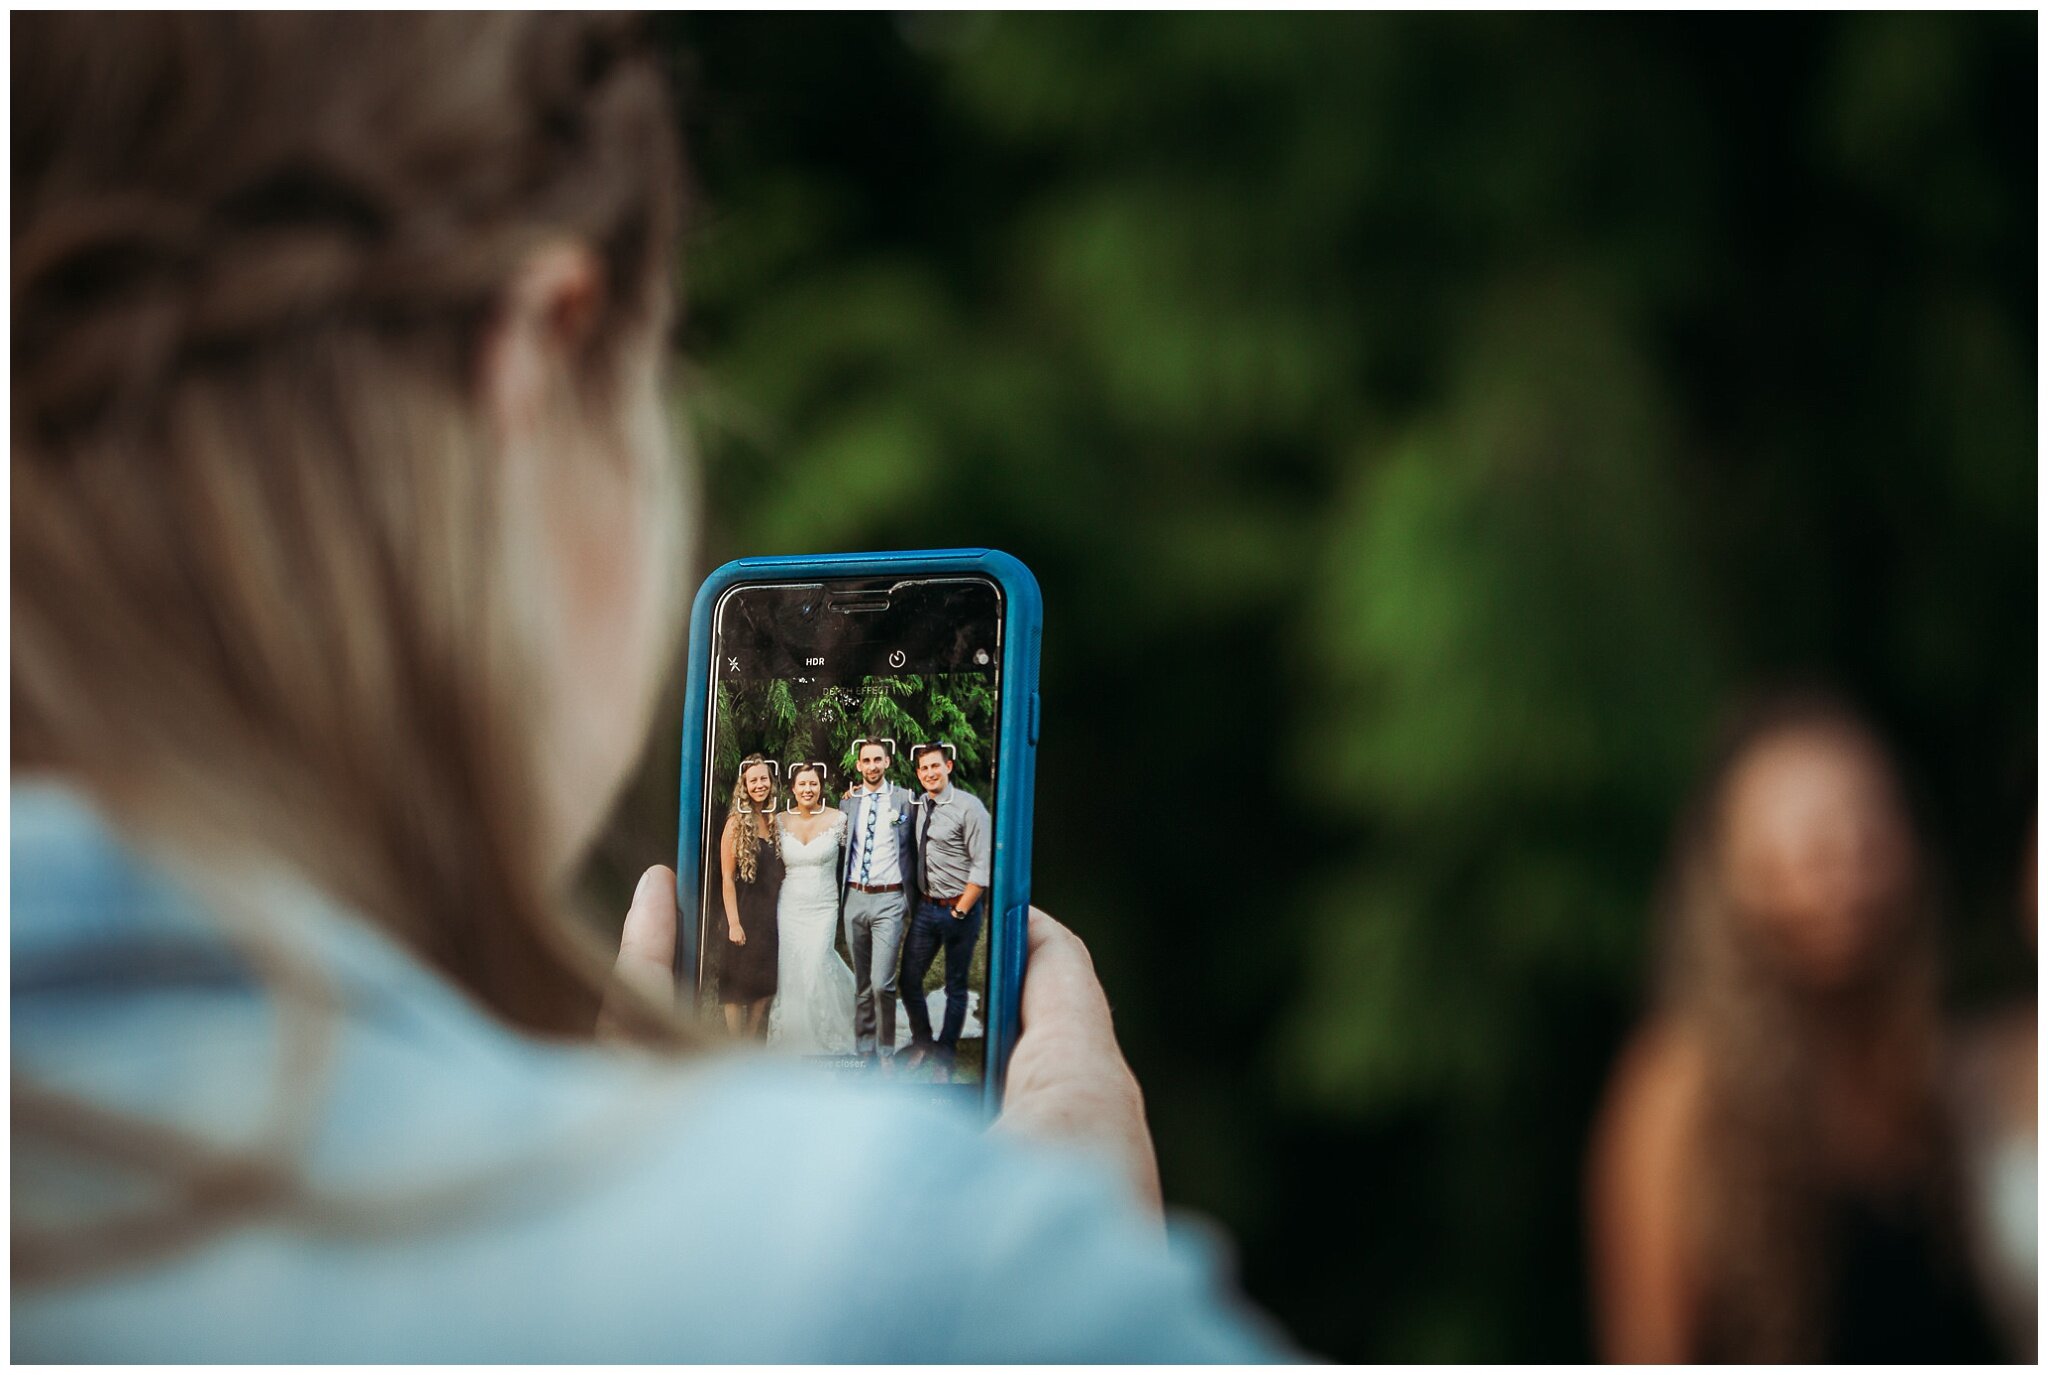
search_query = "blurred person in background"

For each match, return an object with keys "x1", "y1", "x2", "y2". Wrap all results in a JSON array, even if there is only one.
[
  {"x1": 1947, "y1": 815, "x2": 2037, "y2": 1360},
  {"x1": 11, "y1": 13, "x2": 1281, "y2": 1360},
  {"x1": 1587, "y1": 692, "x2": 2001, "y2": 1362}
]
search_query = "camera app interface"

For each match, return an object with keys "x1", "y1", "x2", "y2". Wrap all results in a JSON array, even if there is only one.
[{"x1": 699, "y1": 580, "x2": 1001, "y2": 1095}]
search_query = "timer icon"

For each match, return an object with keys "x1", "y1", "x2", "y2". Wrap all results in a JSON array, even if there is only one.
[{"x1": 887, "y1": 650, "x2": 906, "y2": 668}]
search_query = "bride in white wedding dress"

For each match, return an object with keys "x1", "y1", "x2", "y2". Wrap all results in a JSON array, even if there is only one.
[{"x1": 767, "y1": 764, "x2": 857, "y2": 1055}]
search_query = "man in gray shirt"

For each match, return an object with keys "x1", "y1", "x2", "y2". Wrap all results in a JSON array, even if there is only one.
[{"x1": 900, "y1": 742, "x2": 992, "y2": 1079}]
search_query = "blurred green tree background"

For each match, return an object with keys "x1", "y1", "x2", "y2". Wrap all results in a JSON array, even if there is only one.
[{"x1": 606, "y1": 13, "x2": 2033, "y2": 1360}]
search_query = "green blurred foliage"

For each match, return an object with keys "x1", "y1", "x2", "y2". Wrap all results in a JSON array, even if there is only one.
[{"x1": 618, "y1": 12, "x2": 2033, "y2": 1360}]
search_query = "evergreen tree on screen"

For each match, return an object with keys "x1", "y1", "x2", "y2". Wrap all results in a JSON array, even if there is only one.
[{"x1": 714, "y1": 674, "x2": 997, "y2": 803}]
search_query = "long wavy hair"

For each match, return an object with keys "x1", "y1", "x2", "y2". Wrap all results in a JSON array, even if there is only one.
[
  {"x1": 729, "y1": 755, "x2": 773, "y2": 883},
  {"x1": 14, "y1": 13, "x2": 688, "y2": 1284},
  {"x1": 1650, "y1": 691, "x2": 1954, "y2": 1360}
]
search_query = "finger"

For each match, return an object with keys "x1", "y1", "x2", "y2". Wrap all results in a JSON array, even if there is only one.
[
  {"x1": 1001, "y1": 908, "x2": 1161, "y2": 1216},
  {"x1": 600, "y1": 866, "x2": 679, "y2": 1041},
  {"x1": 616, "y1": 864, "x2": 677, "y2": 982},
  {"x1": 1018, "y1": 907, "x2": 1113, "y2": 1033}
]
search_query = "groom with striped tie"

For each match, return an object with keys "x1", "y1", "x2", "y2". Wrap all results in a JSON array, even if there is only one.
[{"x1": 840, "y1": 738, "x2": 919, "y2": 1066}]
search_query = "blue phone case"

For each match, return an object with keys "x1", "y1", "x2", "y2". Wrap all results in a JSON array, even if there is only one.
[{"x1": 675, "y1": 548, "x2": 1042, "y2": 1113}]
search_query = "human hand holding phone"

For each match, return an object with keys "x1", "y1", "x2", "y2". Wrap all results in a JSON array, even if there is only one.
[
  {"x1": 995, "y1": 908, "x2": 1162, "y2": 1218},
  {"x1": 605, "y1": 879, "x2": 1162, "y2": 1217}
]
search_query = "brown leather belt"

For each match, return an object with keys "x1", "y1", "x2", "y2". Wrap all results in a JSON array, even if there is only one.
[
  {"x1": 848, "y1": 882, "x2": 902, "y2": 894},
  {"x1": 923, "y1": 892, "x2": 964, "y2": 906}
]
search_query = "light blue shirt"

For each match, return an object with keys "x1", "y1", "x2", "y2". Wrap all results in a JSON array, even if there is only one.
[
  {"x1": 11, "y1": 784, "x2": 1288, "y2": 1362},
  {"x1": 849, "y1": 782, "x2": 902, "y2": 887}
]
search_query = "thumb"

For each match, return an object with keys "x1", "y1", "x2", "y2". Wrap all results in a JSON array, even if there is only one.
[
  {"x1": 600, "y1": 865, "x2": 679, "y2": 1042},
  {"x1": 615, "y1": 864, "x2": 678, "y2": 985}
]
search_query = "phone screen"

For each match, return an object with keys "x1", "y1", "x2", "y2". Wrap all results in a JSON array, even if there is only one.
[{"x1": 696, "y1": 576, "x2": 1004, "y2": 1097}]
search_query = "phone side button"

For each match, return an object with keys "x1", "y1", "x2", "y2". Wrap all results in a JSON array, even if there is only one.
[
  {"x1": 1027, "y1": 691, "x2": 1041, "y2": 745},
  {"x1": 1005, "y1": 903, "x2": 1033, "y2": 1042}
]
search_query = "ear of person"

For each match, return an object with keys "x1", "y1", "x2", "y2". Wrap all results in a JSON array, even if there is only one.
[{"x1": 477, "y1": 240, "x2": 603, "y2": 439}]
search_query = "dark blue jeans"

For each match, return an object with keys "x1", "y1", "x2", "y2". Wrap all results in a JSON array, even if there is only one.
[{"x1": 899, "y1": 897, "x2": 984, "y2": 1059}]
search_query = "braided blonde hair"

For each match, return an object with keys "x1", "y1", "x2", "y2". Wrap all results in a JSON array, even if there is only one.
[{"x1": 13, "y1": 13, "x2": 687, "y2": 1283}]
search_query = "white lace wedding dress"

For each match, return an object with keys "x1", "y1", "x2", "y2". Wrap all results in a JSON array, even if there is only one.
[{"x1": 767, "y1": 815, "x2": 858, "y2": 1055}]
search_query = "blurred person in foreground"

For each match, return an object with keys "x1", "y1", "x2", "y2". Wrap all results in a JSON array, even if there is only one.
[
  {"x1": 1946, "y1": 815, "x2": 2037, "y2": 1360},
  {"x1": 11, "y1": 13, "x2": 1282, "y2": 1360},
  {"x1": 1588, "y1": 693, "x2": 2001, "y2": 1362}
]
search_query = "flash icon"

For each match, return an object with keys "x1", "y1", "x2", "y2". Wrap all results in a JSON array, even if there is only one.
[{"x1": 726, "y1": 657, "x2": 740, "y2": 673}]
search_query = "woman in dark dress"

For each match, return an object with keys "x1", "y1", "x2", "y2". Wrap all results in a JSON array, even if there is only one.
[{"x1": 718, "y1": 756, "x2": 782, "y2": 1037}]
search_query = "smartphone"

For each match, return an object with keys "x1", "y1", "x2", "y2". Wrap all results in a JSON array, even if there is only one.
[{"x1": 675, "y1": 549, "x2": 1040, "y2": 1114}]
